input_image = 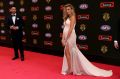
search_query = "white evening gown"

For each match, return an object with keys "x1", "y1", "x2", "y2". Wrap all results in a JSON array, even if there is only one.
[{"x1": 61, "y1": 18, "x2": 112, "y2": 77}]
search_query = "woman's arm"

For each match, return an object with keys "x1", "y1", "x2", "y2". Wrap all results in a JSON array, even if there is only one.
[
  {"x1": 66, "y1": 16, "x2": 76, "y2": 41},
  {"x1": 61, "y1": 24, "x2": 66, "y2": 46}
]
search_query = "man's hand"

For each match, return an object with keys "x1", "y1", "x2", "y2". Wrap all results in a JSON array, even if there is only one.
[
  {"x1": 10, "y1": 26, "x2": 19, "y2": 30},
  {"x1": 14, "y1": 26, "x2": 19, "y2": 30},
  {"x1": 114, "y1": 41, "x2": 119, "y2": 49},
  {"x1": 10, "y1": 26, "x2": 14, "y2": 29}
]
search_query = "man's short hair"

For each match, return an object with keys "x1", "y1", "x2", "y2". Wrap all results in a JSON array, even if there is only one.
[{"x1": 9, "y1": 5, "x2": 16, "y2": 9}]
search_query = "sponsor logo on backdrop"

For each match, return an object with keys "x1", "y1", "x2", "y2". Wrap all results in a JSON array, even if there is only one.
[
  {"x1": 22, "y1": 16, "x2": 27, "y2": 21},
  {"x1": 103, "y1": 12, "x2": 110, "y2": 21},
  {"x1": 19, "y1": 8, "x2": 25, "y2": 13},
  {"x1": 0, "y1": 36, "x2": 6, "y2": 40},
  {"x1": 46, "y1": 0, "x2": 51, "y2": 4},
  {"x1": 101, "y1": 45, "x2": 108, "y2": 53},
  {"x1": 33, "y1": 39, "x2": 37, "y2": 44},
  {"x1": 60, "y1": 5, "x2": 64, "y2": 11},
  {"x1": 31, "y1": 31, "x2": 39, "y2": 36},
  {"x1": 0, "y1": 9, "x2": 4, "y2": 13},
  {"x1": 0, "y1": 1, "x2": 3, "y2": 7},
  {"x1": 0, "y1": 23, "x2": 4, "y2": 27},
  {"x1": 78, "y1": 35, "x2": 87, "y2": 40},
  {"x1": 80, "y1": 24, "x2": 86, "y2": 31},
  {"x1": 31, "y1": 6, "x2": 39, "y2": 11},
  {"x1": 20, "y1": 0, "x2": 24, "y2": 6},
  {"x1": 45, "y1": 33, "x2": 52, "y2": 38},
  {"x1": 45, "y1": 6, "x2": 52, "y2": 11},
  {"x1": 9, "y1": 1, "x2": 14, "y2": 5},
  {"x1": 98, "y1": 35, "x2": 112, "y2": 41},
  {"x1": 100, "y1": 25, "x2": 111, "y2": 31},
  {"x1": 32, "y1": 0, "x2": 38, "y2": 3},
  {"x1": 77, "y1": 14, "x2": 90, "y2": 20},
  {"x1": 44, "y1": 41, "x2": 53, "y2": 46},
  {"x1": 100, "y1": 2, "x2": 114, "y2": 8},
  {"x1": 46, "y1": 23, "x2": 51, "y2": 30},
  {"x1": 44, "y1": 15, "x2": 53, "y2": 20},
  {"x1": 23, "y1": 31, "x2": 25, "y2": 36},
  {"x1": 32, "y1": 23, "x2": 38, "y2": 29},
  {"x1": 79, "y1": 4, "x2": 88, "y2": 10},
  {"x1": 0, "y1": 30, "x2": 5, "y2": 34},
  {"x1": 77, "y1": 44, "x2": 88, "y2": 50},
  {"x1": 0, "y1": 16, "x2": 5, "y2": 20},
  {"x1": 33, "y1": 15, "x2": 38, "y2": 21}
]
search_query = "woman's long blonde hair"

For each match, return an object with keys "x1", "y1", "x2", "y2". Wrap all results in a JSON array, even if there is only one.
[{"x1": 63, "y1": 4, "x2": 76, "y2": 21}]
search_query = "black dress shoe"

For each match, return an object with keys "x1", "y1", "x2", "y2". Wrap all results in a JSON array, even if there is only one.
[
  {"x1": 12, "y1": 57, "x2": 19, "y2": 60},
  {"x1": 21, "y1": 57, "x2": 24, "y2": 61}
]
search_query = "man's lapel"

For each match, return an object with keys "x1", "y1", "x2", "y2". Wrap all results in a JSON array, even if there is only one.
[
  {"x1": 10, "y1": 15, "x2": 14, "y2": 25},
  {"x1": 15, "y1": 15, "x2": 17, "y2": 25}
]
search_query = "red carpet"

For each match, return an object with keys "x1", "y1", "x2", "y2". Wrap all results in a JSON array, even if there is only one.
[{"x1": 0, "y1": 46, "x2": 120, "y2": 79}]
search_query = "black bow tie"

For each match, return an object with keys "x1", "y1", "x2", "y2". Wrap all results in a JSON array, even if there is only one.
[{"x1": 12, "y1": 15, "x2": 16, "y2": 16}]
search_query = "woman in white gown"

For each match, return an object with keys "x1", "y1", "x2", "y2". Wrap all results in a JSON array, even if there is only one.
[{"x1": 61, "y1": 4, "x2": 112, "y2": 77}]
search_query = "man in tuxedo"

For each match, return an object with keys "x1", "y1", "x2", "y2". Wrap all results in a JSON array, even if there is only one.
[
  {"x1": 5, "y1": 6, "x2": 24, "y2": 61},
  {"x1": 113, "y1": 18, "x2": 119, "y2": 51}
]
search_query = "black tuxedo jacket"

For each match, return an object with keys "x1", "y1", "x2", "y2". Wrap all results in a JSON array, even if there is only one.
[{"x1": 5, "y1": 14, "x2": 24, "y2": 37}]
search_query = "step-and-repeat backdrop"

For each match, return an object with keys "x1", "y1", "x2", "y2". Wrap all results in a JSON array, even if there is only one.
[{"x1": 0, "y1": 0, "x2": 120, "y2": 58}]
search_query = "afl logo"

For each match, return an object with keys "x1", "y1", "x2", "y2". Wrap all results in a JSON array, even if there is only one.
[
  {"x1": 0, "y1": 9, "x2": 4, "y2": 13},
  {"x1": 32, "y1": 0, "x2": 38, "y2": 3},
  {"x1": 19, "y1": 8, "x2": 25, "y2": 13},
  {"x1": 23, "y1": 31, "x2": 25, "y2": 35},
  {"x1": 100, "y1": 25, "x2": 111, "y2": 31},
  {"x1": 1, "y1": 30, "x2": 5, "y2": 34},
  {"x1": 45, "y1": 33, "x2": 52, "y2": 38},
  {"x1": 32, "y1": 23, "x2": 38, "y2": 28},
  {"x1": 45, "y1": 6, "x2": 52, "y2": 11},
  {"x1": 78, "y1": 35, "x2": 87, "y2": 40},
  {"x1": 9, "y1": 1, "x2": 14, "y2": 5},
  {"x1": 79, "y1": 4, "x2": 88, "y2": 10}
]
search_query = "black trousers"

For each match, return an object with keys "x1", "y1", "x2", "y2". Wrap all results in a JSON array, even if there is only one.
[{"x1": 12, "y1": 35, "x2": 24, "y2": 58}]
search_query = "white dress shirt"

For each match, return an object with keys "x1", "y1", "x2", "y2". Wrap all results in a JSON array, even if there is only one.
[
  {"x1": 12, "y1": 13, "x2": 16, "y2": 24},
  {"x1": 114, "y1": 40, "x2": 118, "y2": 44},
  {"x1": 11, "y1": 13, "x2": 19, "y2": 29}
]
